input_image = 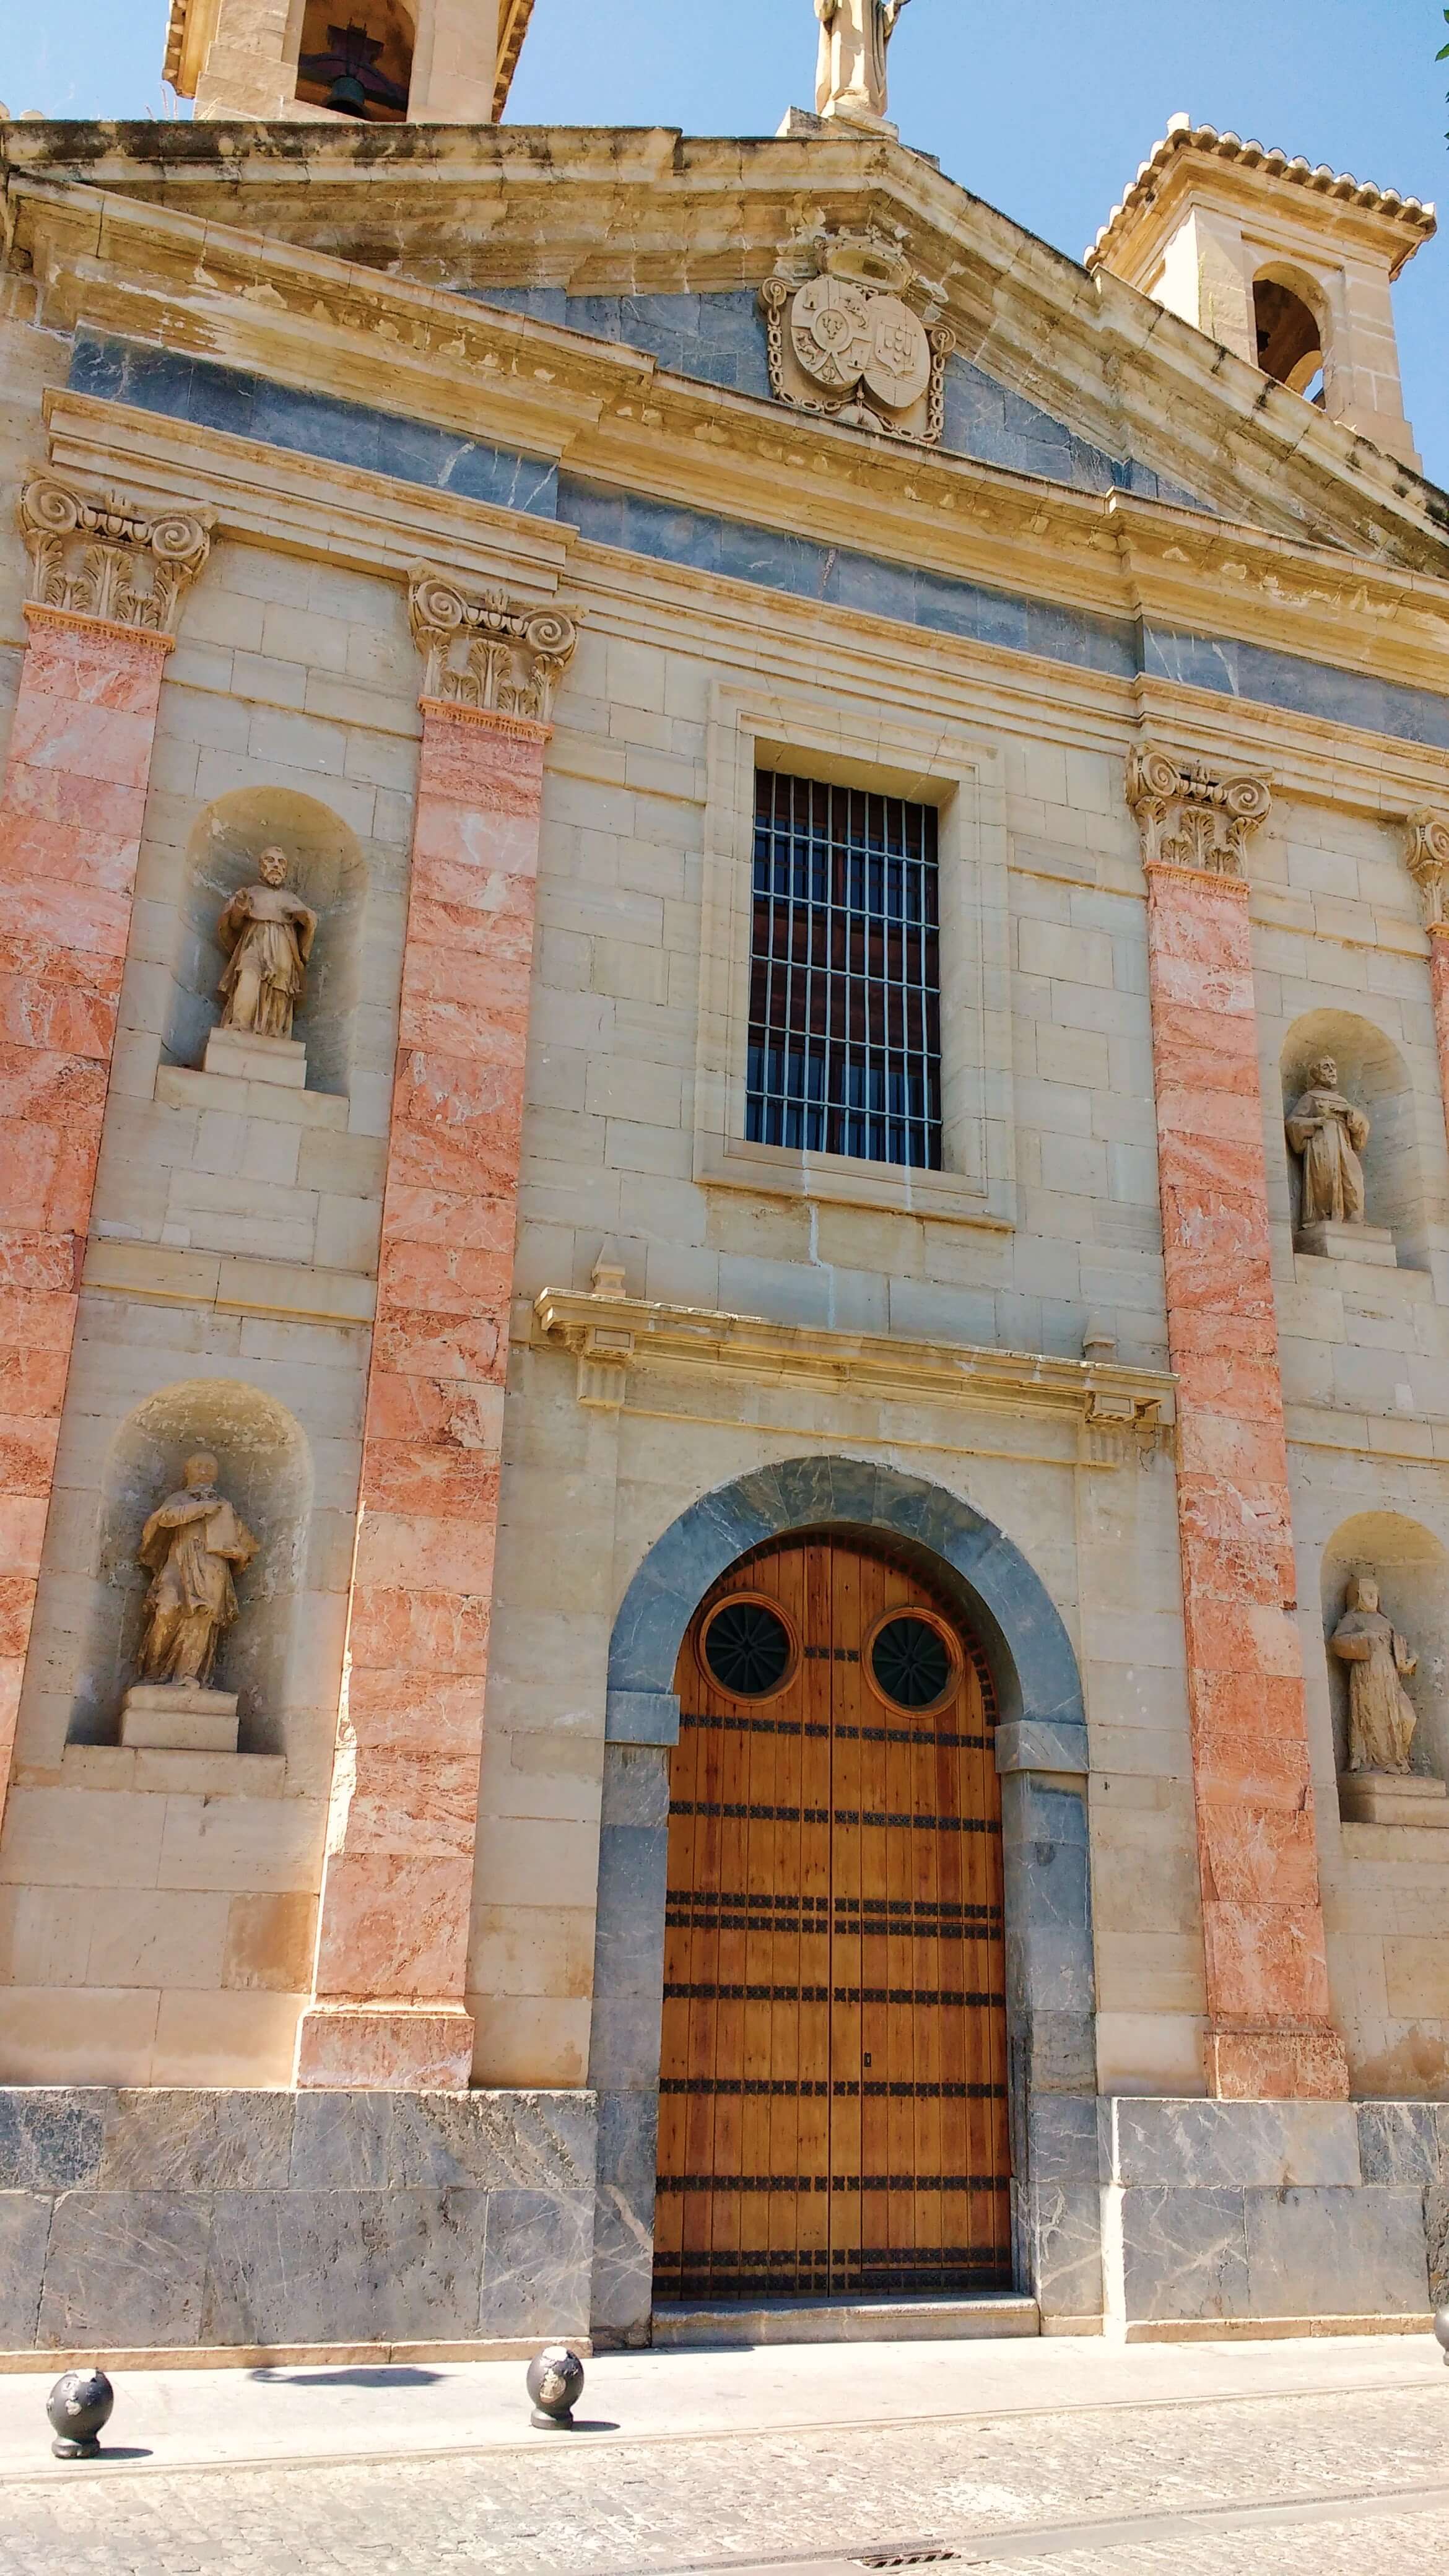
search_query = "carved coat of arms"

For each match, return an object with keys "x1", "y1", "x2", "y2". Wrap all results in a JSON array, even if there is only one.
[{"x1": 759, "y1": 224, "x2": 955, "y2": 444}]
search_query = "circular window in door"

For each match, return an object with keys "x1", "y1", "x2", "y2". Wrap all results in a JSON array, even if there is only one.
[
  {"x1": 700, "y1": 1593, "x2": 798, "y2": 1700},
  {"x1": 866, "y1": 1606, "x2": 960, "y2": 1715}
]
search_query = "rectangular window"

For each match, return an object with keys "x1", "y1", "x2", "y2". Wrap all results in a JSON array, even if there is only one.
[{"x1": 746, "y1": 771, "x2": 942, "y2": 1172}]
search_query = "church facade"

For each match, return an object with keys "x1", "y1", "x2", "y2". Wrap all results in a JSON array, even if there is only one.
[{"x1": 1, "y1": 0, "x2": 1449, "y2": 2359}]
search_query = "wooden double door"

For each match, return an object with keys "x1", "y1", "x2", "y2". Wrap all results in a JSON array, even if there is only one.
[{"x1": 654, "y1": 1533, "x2": 1011, "y2": 2308}]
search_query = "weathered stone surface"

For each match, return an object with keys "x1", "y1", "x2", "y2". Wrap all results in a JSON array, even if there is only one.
[
  {"x1": 100, "y1": 2090, "x2": 294, "y2": 2192},
  {"x1": 481, "y1": 2188, "x2": 592, "y2": 2338},
  {"x1": 37, "y1": 2191, "x2": 212, "y2": 2348},
  {"x1": 0, "y1": 2193, "x2": 52, "y2": 2346},
  {"x1": 202, "y1": 2187, "x2": 486, "y2": 2346},
  {"x1": 1116, "y1": 2183, "x2": 1251, "y2": 2326},
  {"x1": 0, "y1": 2089, "x2": 105, "y2": 2190},
  {"x1": 1242, "y1": 2186, "x2": 1428, "y2": 2320},
  {"x1": 1107, "y1": 2100, "x2": 1361, "y2": 2191}
]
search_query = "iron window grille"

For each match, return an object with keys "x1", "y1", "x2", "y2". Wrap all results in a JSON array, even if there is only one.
[{"x1": 746, "y1": 771, "x2": 942, "y2": 1172}]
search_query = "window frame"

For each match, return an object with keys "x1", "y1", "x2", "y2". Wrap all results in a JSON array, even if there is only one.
[{"x1": 694, "y1": 683, "x2": 1016, "y2": 1230}]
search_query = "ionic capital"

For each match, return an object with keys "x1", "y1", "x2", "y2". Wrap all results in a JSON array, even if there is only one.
[
  {"x1": 1404, "y1": 811, "x2": 1449, "y2": 932},
  {"x1": 407, "y1": 570, "x2": 579, "y2": 726},
  {"x1": 1126, "y1": 740, "x2": 1273, "y2": 883},
  {"x1": 19, "y1": 476, "x2": 214, "y2": 638}
]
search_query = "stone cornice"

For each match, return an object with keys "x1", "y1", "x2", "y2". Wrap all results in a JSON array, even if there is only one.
[
  {"x1": 5, "y1": 149, "x2": 1446, "y2": 577},
  {"x1": 14, "y1": 173, "x2": 1449, "y2": 653},
  {"x1": 43, "y1": 388, "x2": 572, "y2": 594},
  {"x1": 407, "y1": 570, "x2": 579, "y2": 720},
  {"x1": 1088, "y1": 118, "x2": 1435, "y2": 280},
  {"x1": 18, "y1": 472, "x2": 212, "y2": 635},
  {"x1": 531, "y1": 1287, "x2": 1173, "y2": 1448},
  {"x1": 1126, "y1": 740, "x2": 1273, "y2": 882}
]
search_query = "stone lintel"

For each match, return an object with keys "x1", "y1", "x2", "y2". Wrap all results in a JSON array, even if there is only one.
[{"x1": 533, "y1": 1287, "x2": 1175, "y2": 1430}]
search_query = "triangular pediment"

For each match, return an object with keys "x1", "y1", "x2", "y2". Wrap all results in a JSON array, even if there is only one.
[{"x1": 4, "y1": 116, "x2": 1445, "y2": 577}]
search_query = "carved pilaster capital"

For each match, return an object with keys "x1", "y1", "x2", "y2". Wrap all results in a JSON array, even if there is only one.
[
  {"x1": 1404, "y1": 810, "x2": 1449, "y2": 931},
  {"x1": 407, "y1": 570, "x2": 580, "y2": 724},
  {"x1": 1126, "y1": 740, "x2": 1273, "y2": 882},
  {"x1": 19, "y1": 476, "x2": 214, "y2": 638}
]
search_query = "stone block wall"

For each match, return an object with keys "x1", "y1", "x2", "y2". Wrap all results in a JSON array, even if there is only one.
[
  {"x1": 0, "y1": 528, "x2": 419, "y2": 2087},
  {"x1": 1101, "y1": 2097, "x2": 1439, "y2": 2334},
  {"x1": 0, "y1": 2086, "x2": 595, "y2": 2357}
]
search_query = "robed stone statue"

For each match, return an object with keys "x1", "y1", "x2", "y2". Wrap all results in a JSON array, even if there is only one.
[
  {"x1": 217, "y1": 846, "x2": 317, "y2": 1043},
  {"x1": 1285, "y1": 1055, "x2": 1370, "y2": 1227},
  {"x1": 1331, "y1": 1574, "x2": 1419, "y2": 1775},
  {"x1": 816, "y1": 0, "x2": 910, "y2": 125},
  {"x1": 137, "y1": 1452, "x2": 258, "y2": 1690}
]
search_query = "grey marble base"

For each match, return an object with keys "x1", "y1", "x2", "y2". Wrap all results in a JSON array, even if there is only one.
[
  {"x1": 1101, "y1": 2099, "x2": 1438, "y2": 2332},
  {"x1": 0, "y1": 2087, "x2": 596, "y2": 2354}
]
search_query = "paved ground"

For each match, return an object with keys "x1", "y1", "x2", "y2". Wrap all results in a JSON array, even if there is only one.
[{"x1": 1, "y1": 2335, "x2": 1447, "y2": 2572}]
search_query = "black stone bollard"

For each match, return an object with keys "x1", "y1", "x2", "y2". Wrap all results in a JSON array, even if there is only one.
[
  {"x1": 526, "y1": 2345, "x2": 585, "y2": 2429},
  {"x1": 46, "y1": 2368, "x2": 115, "y2": 2460},
  {"x1": 1435, "y1": 2310, "x2": 1449, "y2": 2367}
]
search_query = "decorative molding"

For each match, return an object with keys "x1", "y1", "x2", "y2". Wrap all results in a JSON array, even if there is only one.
[
  {"x1": 407, "y1": 569, "x2": 579, "y2": 721},
  {"x1": 533, "y1": 1287, "x2": 1173, "y2": 1456},
  {"x1": 759, "y1": 222, "x2": 955, "y2": 445},
  {"x1": 19, "y1": 475, "x2": 213, "y2": 638},
  {"x1": 1126, "y1": 739, "x2": 1273, "y2": 881},
  {"x1": 1088, "y1": 117, "x2": 1436, "y2": 276},
  {"x1": 1404, "y1": 810, "x2": 1449, "y2": 931}
]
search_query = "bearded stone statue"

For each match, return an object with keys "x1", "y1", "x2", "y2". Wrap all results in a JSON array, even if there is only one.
[{"x1": 1285, "y1": 1055, "x2": 1369, "y2": 1228}]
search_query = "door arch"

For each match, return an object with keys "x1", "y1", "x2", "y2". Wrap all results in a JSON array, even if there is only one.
[{"x1": 654, "y1": 1530, "x2": 1011, "y2": 2307}]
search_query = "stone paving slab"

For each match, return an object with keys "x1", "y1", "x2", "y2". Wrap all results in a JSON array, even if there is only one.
[
  {"x1": 1, "y1": 2358, "x2": 1448, "y2": 2574},
  {"x1": 0, "y1": 2331, "x2": 1440, "y2": 2481}
]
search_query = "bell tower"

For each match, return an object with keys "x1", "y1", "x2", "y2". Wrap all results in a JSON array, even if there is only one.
[
  {"x1": 1087, "y1": 114, "x2": 1435, "y2": 471},
  {"x1": 163, "y1": 0, "x2": 535, "y2": 124}
]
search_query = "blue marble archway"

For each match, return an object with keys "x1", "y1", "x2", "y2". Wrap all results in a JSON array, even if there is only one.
[{"x1": 587, "y1": 1456, "x2": 1102, "y2": 2343}]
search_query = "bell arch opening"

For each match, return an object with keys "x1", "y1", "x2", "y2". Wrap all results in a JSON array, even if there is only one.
[
  {"x1": 295, "y1": 0, "x2": 414, "y2": 120},
  {"x1": 1253, "y1": 268, "x2": 1326, "y2": 401}
]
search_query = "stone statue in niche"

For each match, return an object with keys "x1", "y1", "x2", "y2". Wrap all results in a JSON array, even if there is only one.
[
  {"x1": 137, "y1": 1452, "x2": 258, "y2": 1690},
  {"x1": 815, "y1": 0, "x2": 910, "y2": 126},
  {"x1": 1331, "y1": 1575, "x2": 1419, "y2": 1775},
  {"x1": 216, "y1": 847, "x2": 317, "y2": 1043},
  {"x1": 1285, "y1": 1055, "x2": 1370, "y2": 1227}
]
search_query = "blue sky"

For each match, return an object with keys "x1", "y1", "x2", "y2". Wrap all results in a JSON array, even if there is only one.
[{"x1": 4, "y1": 0, "x2": 1446, "y2": 484}]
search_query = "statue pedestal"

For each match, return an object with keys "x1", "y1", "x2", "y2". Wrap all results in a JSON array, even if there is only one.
[
  {"x1": 202, "y1": 1027, "x2": 307, "y2": 1090},
  {"x1": 120, "y1": 1685, "x2": 240, "y2": 1754},
  {"x1": 1298, "y1": 1221, "x2": 1397, "y2": 1268},
  {"x1": 1338, "y1": 1769, "x2": 1449, "y2": 1827}
]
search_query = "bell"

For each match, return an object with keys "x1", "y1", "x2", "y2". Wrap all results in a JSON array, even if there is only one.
[{"x1": 324, "y1": 70, "x2": 369, "y2": 115}]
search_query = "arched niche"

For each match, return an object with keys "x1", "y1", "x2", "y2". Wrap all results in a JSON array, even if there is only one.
[
  {"x1": 1321, "y1": 1511, "x2": 1449, "y2": 1784},
  {"x1": 1280, "y1": 1009, "x2": 1429, "y2": 1264},
  {"x1": 1253, "y1": 263, "x2": 1326, "y2": 402},
  {"x1": 71, "y1": 1379, "x2": 313, "y2": 1757},
  {"x1": 163, "y1": 787, "x2": 367, "y2": 1098},
  {"x1": 295, "y1": 0, "x2": 414, "y2": 118}
]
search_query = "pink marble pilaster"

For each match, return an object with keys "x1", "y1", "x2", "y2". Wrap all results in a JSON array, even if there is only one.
[
  {"x1": 0, "y1": 606, "x2": 175, "y2": 1832},
  {"x1": 296, "y1": 698, "x2": 554, "y2": 2091},
  {"x1": 1142, "y1": 816, "x2": 1347, "y2": 2102}
]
